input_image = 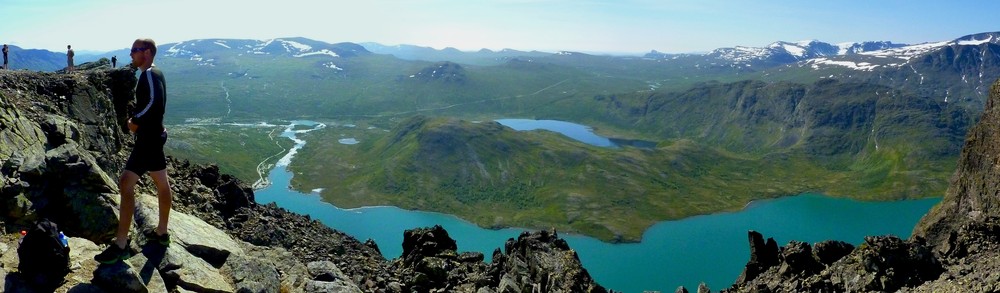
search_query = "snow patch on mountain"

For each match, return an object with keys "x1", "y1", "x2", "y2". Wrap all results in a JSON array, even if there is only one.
[
  {"x1": 958, "y1": 35, "x2": 994, "y2": 46},
  {"x1": 777, "y1": 42, "x2": 806, "y2": 57},
  {"x1": 214, "y1": 41, "x2": 231, "y2": 49},
  {"x1": 279, "y1": 39, "x2": 312, "y2": 53},
  {"x1": 248, "y1": 39, "x2": 275, "y2": 55},
  {"x1": 836, "y1": 42, "x2": 856, "y2": 55},
  {"x1": 806, "y1": 34, "x2": 997, "y2": 71},
  {"x1": 323, "y1": 62, "x2": 343, "y2": 70},
  {"x1": 860, "y1": 41, "x2": 949, "y2": 60},
  {"x1": 806, "y1": 58, "x2": 879, "y2": 71},
  {"x1": 294, "y1": 49, "x2": 339, "y2": 58},
  {"x1": 713, "y1": 46, "x2": 774, "y2": 62},
  {"x1": 165, "y1": 41, "x2": 195, "y2": 57}
]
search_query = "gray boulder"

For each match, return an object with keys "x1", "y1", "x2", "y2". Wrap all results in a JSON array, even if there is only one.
[
  {"x1": 159, "y1": 243, "x2": 235, "y2": 293},
  {"x1": 134, "y1": 193, "x2": 244, "y2": 267},
  {"x1": 223, "y1": 253, "x2": 281, "y2": 293}
]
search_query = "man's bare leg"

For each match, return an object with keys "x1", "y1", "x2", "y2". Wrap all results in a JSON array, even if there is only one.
[
  {"x1": 116, "y1": 170, "x2": 140, "y2": 248},
  {"x1": 148, "y1": 169, "x2": 172, "y2": 236}
]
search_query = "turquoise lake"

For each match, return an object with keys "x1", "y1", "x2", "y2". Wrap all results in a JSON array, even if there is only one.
[{"x1": 252, "y1": 120, "x2": 941, "y2": 293}]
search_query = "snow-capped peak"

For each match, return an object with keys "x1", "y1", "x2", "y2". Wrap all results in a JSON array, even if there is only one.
[
  {"x1": 858, "y1": 41, "x2": 949, "y2": 60},
  {"x1": 795, "y1": 40, "x2": 818, "y2": 47}
]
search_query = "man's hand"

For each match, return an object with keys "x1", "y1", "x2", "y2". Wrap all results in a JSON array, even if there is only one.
[{"x1": 127, "y1": 118, "x2": 138, "y2": 133}]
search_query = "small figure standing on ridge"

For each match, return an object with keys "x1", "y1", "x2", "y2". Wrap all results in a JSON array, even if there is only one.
[
  {"x1": 94, "y1": 38, "x2": 172, "y2": 264},
  {"x1": 66, "y1": 45, "x2": 75, "y2": 72},
  {"x1": 3, "y1": 44, "x2": 8, "y2": 69},
  {"x1": 111, "y1": 55, "x2": 117, "y2": 68}
]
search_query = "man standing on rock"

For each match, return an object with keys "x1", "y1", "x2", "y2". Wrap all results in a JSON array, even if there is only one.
[
  {"x1": 66, "y1": 45, "x2": 74, "y2": 72},
  {"x1": 3, "y1": 44, "x2": 8, "y2": 69},
  {"x1": 95, "y1": 38, "x2": 172, "y2": 264}
]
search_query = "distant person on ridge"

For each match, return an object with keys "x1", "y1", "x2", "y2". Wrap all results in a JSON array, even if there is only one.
[
  {"x1": 111, "y1": 55, "x2": 117, "y2": 68},
  {"x1": 94, "y1": 38, "x2": 172, "y2": 264},
  {"x1": 66, "y1": 45, "x2": 75, "y2": 72},
  {"x1": 2, "y1": 44, "x2": 8, "y2": 69}
]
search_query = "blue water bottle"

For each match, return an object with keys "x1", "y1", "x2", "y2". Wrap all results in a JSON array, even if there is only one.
[{"x1": 58, "y1": 232, "x2": 68, "y2": 247}]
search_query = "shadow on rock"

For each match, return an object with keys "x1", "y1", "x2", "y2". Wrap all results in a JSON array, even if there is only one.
[{"x1": 139, "y1": 243, "x2": 168, "y2": 286}]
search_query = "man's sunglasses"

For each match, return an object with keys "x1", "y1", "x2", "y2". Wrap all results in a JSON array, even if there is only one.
[{"x1": 130, "y1": 47, "x2": 149, "y2": 53}]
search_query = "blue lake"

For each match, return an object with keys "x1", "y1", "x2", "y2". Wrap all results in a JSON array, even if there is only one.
[
  {"x1": 496, "y1": 119, "x2": 618, "y2": 147},
  {"x1": 253, "y1": 120, "x2": 940, "y2": 293}
]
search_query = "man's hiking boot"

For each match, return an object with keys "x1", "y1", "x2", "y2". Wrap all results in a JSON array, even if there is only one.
[
  {"x1": 146, "y1": 231, "x2": 171, "y2": 246},
  {"x1": 94, "y1": 241, "x2": 130, "y2": 264}
]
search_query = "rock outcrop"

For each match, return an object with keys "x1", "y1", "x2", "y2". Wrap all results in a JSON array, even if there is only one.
[
  {"x1": 0, "y1": 66, "x2": 606, "y2": 292},
  {"x1": 385, "y1": 226, "x2": 606, "y2": 292},
  {"x1": 913, "y1": 78, "x2": 1000, "y2": 249}
]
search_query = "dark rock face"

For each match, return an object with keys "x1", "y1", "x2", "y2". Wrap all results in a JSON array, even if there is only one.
[
  {"x1": 812, "y1": 240, "x2": 854, "y2": 266},
  {"x1": 734, "y1": 231, "x2": 779, "y2": 285},
  {"x1": 401, "y1": 225, "x2": 458, "y2": 262},
  {"x1": 0, "y1": 68, "x2": 136, "y2": 240},
  {"x1": 725, "y1": 233, "x2": 942, "y2": 293},
  {"x1": 386, "y1": 228, "x2": 606, "y2": 292},
  {"x1": 914, "y1": 80, "x2": 1000, "y2": 249},
  {"x1": 776, "y1": 241, "x2": 822, "y2": 278},
  {"x1": 494, "y1": 230, "x2": 606, "y2": 293}
]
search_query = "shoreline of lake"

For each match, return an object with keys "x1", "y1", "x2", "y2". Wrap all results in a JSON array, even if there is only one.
[{"x1": 248, "y1": 119, "x2": 941, "y2": 292}]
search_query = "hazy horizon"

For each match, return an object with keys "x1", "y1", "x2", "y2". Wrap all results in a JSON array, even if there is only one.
[{"x1": 5, "y1": 0, "x2": 1000, "y2": 54}]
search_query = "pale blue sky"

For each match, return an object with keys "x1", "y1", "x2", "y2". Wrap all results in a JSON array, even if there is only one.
[{"x1": 4, "y1": 0, "x2": 998, "y2": 54}]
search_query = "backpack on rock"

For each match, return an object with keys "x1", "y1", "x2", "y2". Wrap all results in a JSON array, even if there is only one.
[{"x1": 17, "y1": 218, "x2": 71, "y2": 290}]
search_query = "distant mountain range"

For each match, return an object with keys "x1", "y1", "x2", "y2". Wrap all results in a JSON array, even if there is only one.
[
  {"x1": 0, "y1": 45, "x2": 107, "y2": 71},
  {"x1": 359, "y1": 42, "x2": 551, "y2": 65},
  {"x1": 163, "y1": 37, "x2": 370, "y2": 60},
  {"x1": 701, "y1": 40, "x2": 906, "y2": 65},
  {"x1": 6, "y1": 32, "x2": 997, "y2": 76}
]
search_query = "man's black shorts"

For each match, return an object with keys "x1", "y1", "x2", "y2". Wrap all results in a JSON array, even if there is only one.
[{"x1": 125, "y1": 130, "x2": 168, "y2": 175}]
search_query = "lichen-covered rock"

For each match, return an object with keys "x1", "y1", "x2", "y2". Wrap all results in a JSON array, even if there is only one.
[
  {"x1": 493, "y1": 229, "x2": 607, "y2": 293},
  {"x1": 222, "y1": 253, "x2": 281, "y2": 293}
]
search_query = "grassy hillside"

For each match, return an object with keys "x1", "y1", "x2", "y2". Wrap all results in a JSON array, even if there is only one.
[
  {"x1": 287, "y1": 108, "x2": 957, "y2": 242},
  {"x1": 164, "y1": 124, "x2": 292, "y2": 183}
]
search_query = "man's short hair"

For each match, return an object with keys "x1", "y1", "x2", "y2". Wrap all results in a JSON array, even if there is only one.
[{"x1": 135, "y1": 38, "x2": 157, "y2": 57}]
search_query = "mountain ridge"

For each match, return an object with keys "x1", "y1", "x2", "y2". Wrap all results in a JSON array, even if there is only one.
[{"x1": 10, "y1": 32, "x2": 991, "y2": 72}]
